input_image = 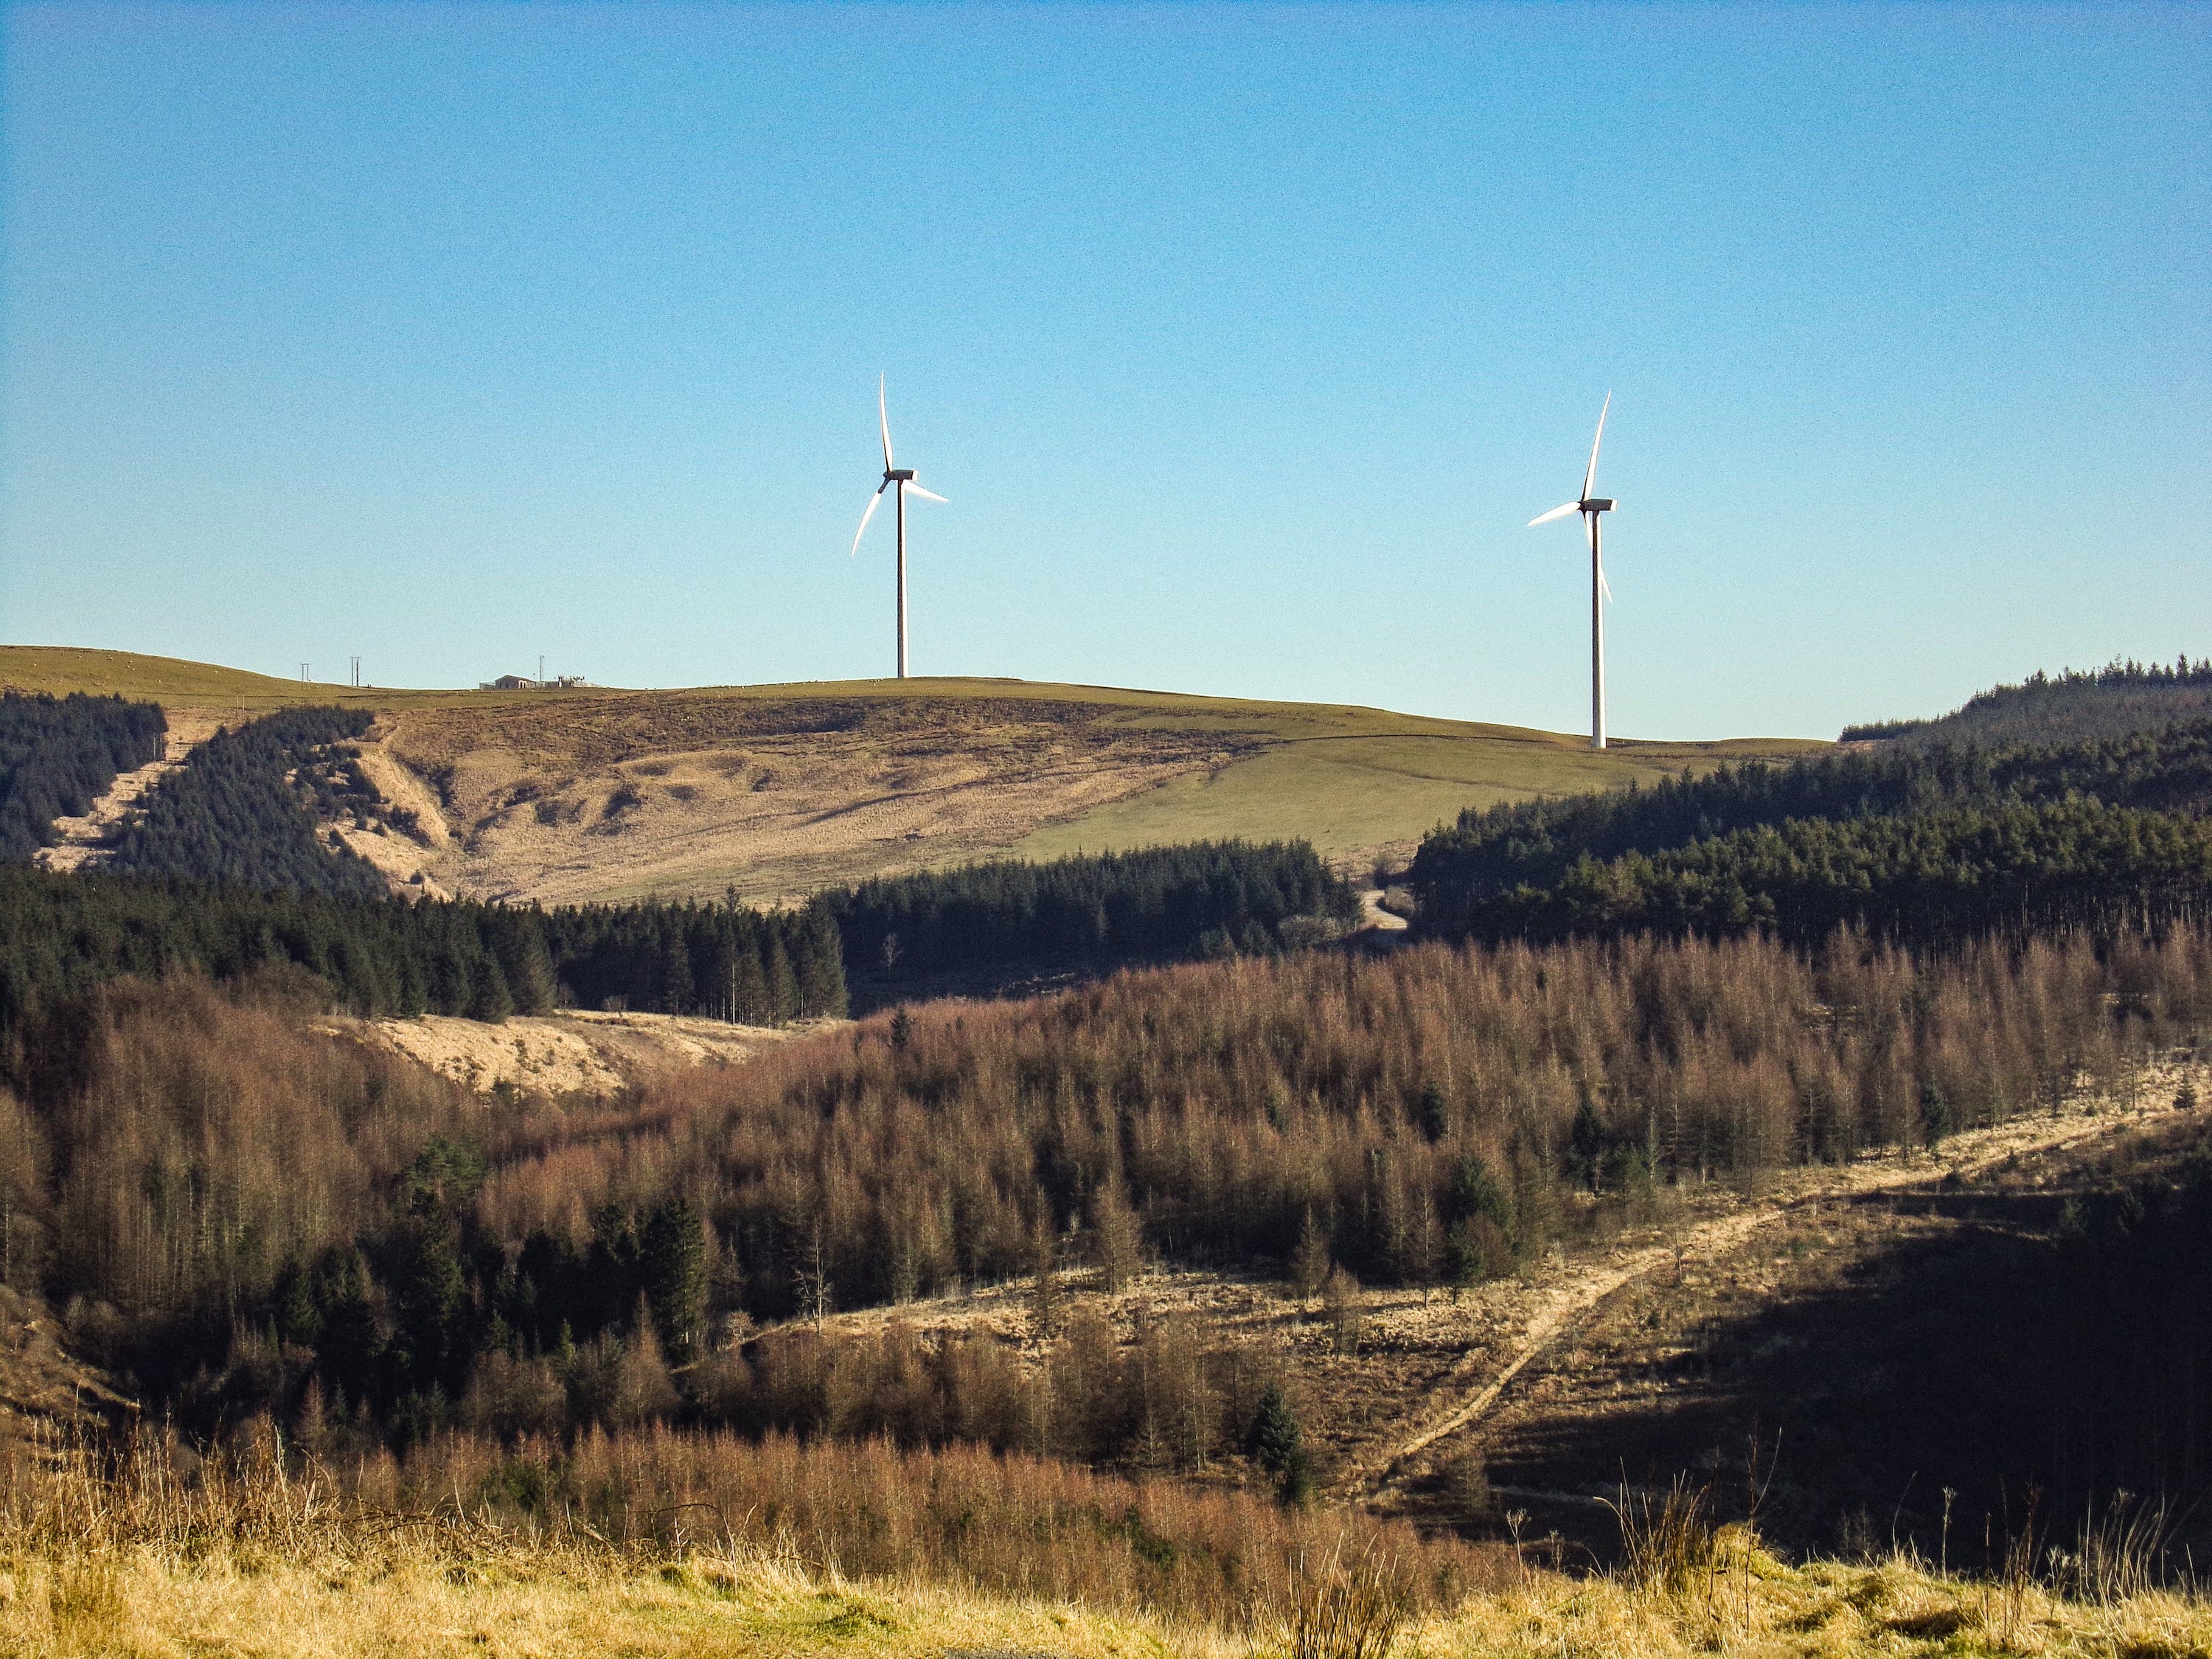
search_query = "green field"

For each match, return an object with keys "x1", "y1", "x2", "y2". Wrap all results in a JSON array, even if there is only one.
[{"x1": 1019, "y1": 714, "x2": 1820, "y2": 864}]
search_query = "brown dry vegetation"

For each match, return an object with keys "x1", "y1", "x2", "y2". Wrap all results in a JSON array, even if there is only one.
[
  {"x1": 7, "y1": 929, "x2": 2212, "y2": 1655},
  {"x1": 4, "y1": 980, "x2": 480, "y2": 1329},
  {"x1": 1, "y1": 1422, "x2": 1484, "y2": 1641},
  {"x1": 369, "y1": 684, "x2": 1822, "y2": 906},
  {"x1": 4, "y1": 1422, "x2": 2210, "y2": 1657},
  {"x1": 1402, "y1": 1102, "x2": 2212, "y2": 1565},
  {"x1": 580, "y1": 928, "x2": 2212, "y2": 1317},
  {"x1": 713, "y1": 1080, "x2": 2211, "y2": 1552},
  {"x1": 9, "y1": 930, "x2": 2208, "y2": 1418},
  {"x1": 378, "y1": 688, "x2": 1243, "y2": 904}
]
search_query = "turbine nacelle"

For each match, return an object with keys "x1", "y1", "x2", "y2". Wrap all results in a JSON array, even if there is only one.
[
  {"x1": 886, "y1": 468, "x2": 917, "y2": 483},
  {"x1": 1582, "y1": 497, "x2": 1615, "y2": 512}
]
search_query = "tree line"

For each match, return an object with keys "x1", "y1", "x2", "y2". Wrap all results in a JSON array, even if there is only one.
[
  {"x1": 824, "y1": 839, "x2": 1359, "y2": 984},
  {"x1": 1427, "y1": 799, "x2": 2212, "y2": 947},
  {"x1": 0, "y1": 839, "x2": 1349, "y2": 1040},
  {"x1": 1842, "y1": 655, "x2": 2212, "y2": 745},
  {"x1": 1412, "y1": 717, "x2": 2212, "y2": 945},
  {"x1": 0, "y1": 691, "x2": 166, "y2": 861},
  {"x1": 0, "y1": 865, "x2": 846, "y2": 1038}
]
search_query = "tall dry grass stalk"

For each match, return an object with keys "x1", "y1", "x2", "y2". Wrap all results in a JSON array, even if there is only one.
[
  {"x1": 1607, "y1": 1474, "x2": 1723, "y2": 1602},
  {"x1": 2066, "y1": 1492, "x2": 2177, "y2": 1606},
  {"x1": 1282, "y1": 1540, "x2": 1413, "y2": 1659}
]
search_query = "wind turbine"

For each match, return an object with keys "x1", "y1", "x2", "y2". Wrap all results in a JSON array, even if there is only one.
[
  {"x1": 1528, "y1": 394, "x2": 1618, "y2": 750},
  {"x1": 849, "y1": 375, "x2": 946, "y2": 680}
]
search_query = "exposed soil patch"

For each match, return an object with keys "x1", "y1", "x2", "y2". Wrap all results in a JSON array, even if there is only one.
[{"x1": 322, "y1": 1009, "x2": 832, "y2": 1096}]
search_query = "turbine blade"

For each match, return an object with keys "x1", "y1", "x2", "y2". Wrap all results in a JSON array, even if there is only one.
[
  {"x1": 879, "y1": 375, "x2": 894, "y2": 472},
  {"x1": 1528, "y1": 501, "x2": 1582, "y2": 527},
  {"x1": 1599, "y1": 568, "x2": 1614, "y2": 603},
  {"x1": 905, "y1": 484, "x2": 947, "y2": 504},
  {"x1": 1582, "y1": 391, "x2": 1611, "y2": 501},
  {"x1": 849, "y1": 483, "x2": 887, "y2": 557}
]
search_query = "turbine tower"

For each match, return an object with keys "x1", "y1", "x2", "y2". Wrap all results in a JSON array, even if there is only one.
[
  {"x1": 849, "y1": 375, "x2": 946, "y2": 679},
  {"x1": 1528, "y1": 394, "x2": 1617, "y2": 750}
]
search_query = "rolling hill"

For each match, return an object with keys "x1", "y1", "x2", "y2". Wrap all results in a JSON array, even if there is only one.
[{"x1": 0, "y1": 647, "x2": 1823, "y2": 904}]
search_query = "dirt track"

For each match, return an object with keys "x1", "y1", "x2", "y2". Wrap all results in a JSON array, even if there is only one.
[{"x1": 1346, "y1": 1076, "x2": 2204, "y2": 1503}]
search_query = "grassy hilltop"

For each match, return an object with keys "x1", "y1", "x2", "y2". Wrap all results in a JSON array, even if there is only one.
[{"x1": 0, "y1": 646, "x2": 1821, "y2": 902}]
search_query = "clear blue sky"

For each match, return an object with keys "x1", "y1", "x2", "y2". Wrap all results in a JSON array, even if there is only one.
[{"x1": 3, "y1": 2, "x2": 2205, "y2": 738}]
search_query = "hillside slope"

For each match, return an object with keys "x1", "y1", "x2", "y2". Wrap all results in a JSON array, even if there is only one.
[
  {"x1": 1846, "y1": 658, "x2": 2212, "y2": 747},
  {"x1": 0, "y1": 650, "x2": 1820, "y2": 902}
]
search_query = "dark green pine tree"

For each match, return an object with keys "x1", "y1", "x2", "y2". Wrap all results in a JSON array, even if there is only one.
[
  {"x1": 468, "y1": 955, "x2": 515, "y2": 1024},
  {"x1": 764, "y1": 933, "x2": 799, "y2": 1023},
  {"x1": 638, "y1": 1196, "x2": 708, "y2": 1359},
  {"x1": 1565, "y1": 1099, "x2": 1607, "y2": 1191},
  {"x1": 793, "y1": 902, "x2": 849, "y2": 1018},
  {"x1": 1248, "y1": 1384, "x2": 1314, "y2": 1505},
  {"x1": 494, "y1": 913, "x2": 559, "y2": 1015},
  {"x1": 658, "y1": 927, "x2": 695, "y2": 1015}
]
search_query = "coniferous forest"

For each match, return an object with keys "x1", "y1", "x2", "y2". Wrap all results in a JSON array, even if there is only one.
[
  {"x1": 1412, "y1": 717, "x2": 2212, "y2": 944},
  {"x1": 0, "y1": 690, "x2": 165, "y2": 860},
  {"x1": 825, "y1": 839, "x2": 1359, "y2": 985},
  {"x1": 1841, "y1": 655, "x2": 2212, "y2": 745},
  {"x1": 100, "y1": 706, "x2": 390, "y2": 898},
  {"x1": 0, "y1": 840, "x2": 1351, "y2": 1037},
  {"x1": 0, "y1": 866, "x2": 847, "y2": 1034},
  {"x1": 0, "y1": 700, "x2": 1348, "y2": 1029},
  {"x1": 2, "y1": 676, "x2": 2211, "y2": 1535}
]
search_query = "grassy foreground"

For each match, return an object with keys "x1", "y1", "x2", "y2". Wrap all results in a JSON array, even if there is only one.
[
  {"x1": 16, "y1": 1550, "x2": 2211, "y2": 1659},
  {"x1": 11, "y1": 1517, "x2": 2212, "y2": 1658},
  {"x1": 4, "y1": 1430, "x2": 2208, "y2": 1658}
]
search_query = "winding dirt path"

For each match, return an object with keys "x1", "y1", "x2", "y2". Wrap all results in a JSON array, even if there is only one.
[{"x1": 1349, "y1": 1081, "x2": 2197, "y2": 1502}]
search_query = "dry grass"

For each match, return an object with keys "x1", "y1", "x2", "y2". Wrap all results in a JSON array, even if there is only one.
[
  {"x1": 2, "y1": 1425, "x2": 2210, "y2": 1658},
  {"x1": 0, "y1": 1424, "x2": 1485, "y2": 1656}
]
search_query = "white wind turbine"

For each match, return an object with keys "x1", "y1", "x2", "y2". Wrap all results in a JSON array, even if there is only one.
[
  {"x1": 1528, "y1": 394, "x2": 1618, "y2": 750},
  {"x1": 849, "y1": 375, "x2": 946, "y2": 680}
]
